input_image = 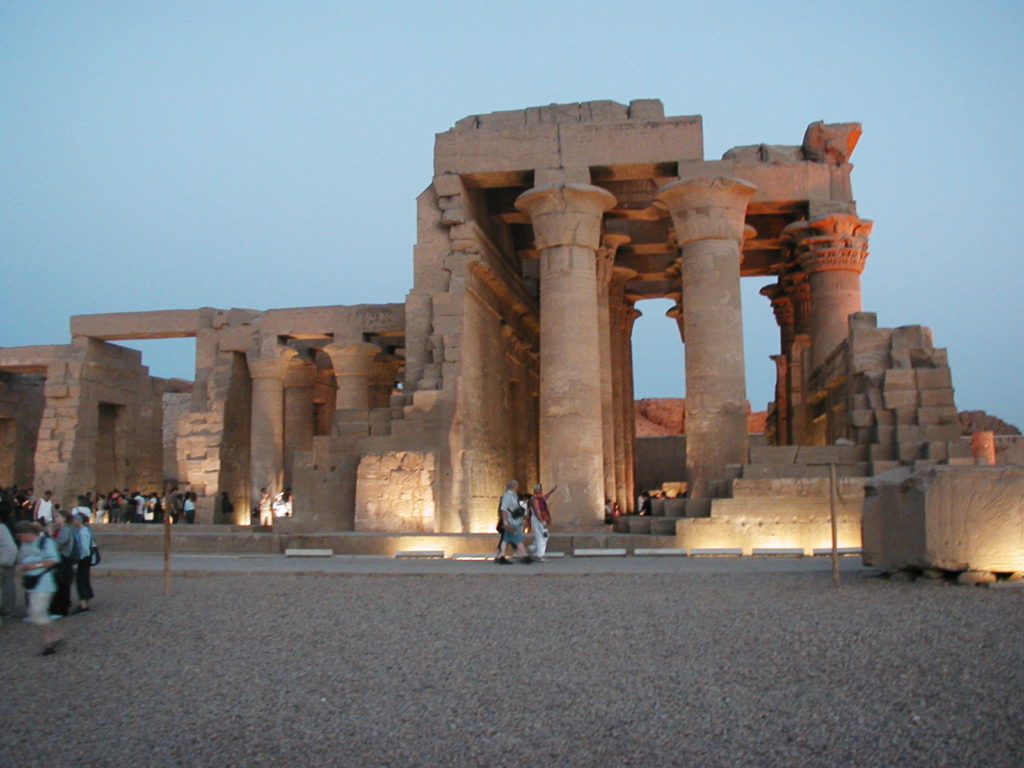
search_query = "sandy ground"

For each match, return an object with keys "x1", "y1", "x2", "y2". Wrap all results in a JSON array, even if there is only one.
[{"x1": 2, "y1": 566, "x2": 1022, "y2": 767}]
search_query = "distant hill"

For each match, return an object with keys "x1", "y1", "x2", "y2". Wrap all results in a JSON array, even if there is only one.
[{"x1": 635, "y1": 398, "x2": 766, "y2": 437}]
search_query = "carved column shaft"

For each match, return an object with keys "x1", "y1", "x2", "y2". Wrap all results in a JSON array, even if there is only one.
[
  {"x1": 656, "y1": 176, "x2": 755, "y2": 499},
  {"x1": 516, "y1": 183, "x2": 616, "y2": 525},
  {"x1": 609, "y1": 265, "x2": 637, "y2": 510},
  {"x1": 283, "y1": 358, "x2": 317, "y2": 485},
  {"x1": 247, "y1": 352, "x2": 294, "y2": 503}
]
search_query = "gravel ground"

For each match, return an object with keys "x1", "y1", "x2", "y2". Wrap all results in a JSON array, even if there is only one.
[{"x1": 2, "y1": 569, "x2": 1022, "y2": 767}]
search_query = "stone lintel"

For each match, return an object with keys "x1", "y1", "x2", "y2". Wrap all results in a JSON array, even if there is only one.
[
  {"x1": 0, "y1": 344, "x2": 63, "y2": 373},
  {"x1": 70, "y1": 309, "x2": 213, "y2": 340}
]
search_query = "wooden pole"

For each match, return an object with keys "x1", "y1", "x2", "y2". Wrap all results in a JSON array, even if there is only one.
[
  {"x1": 163, "y1": 503, "x2": 172, "y2": 596},
  {"x1": 829, "y1": 461, "x2": 840, "y2": 587}
]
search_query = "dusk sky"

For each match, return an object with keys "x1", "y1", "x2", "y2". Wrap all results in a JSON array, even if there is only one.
[{"x1": 2, "y1": 1, "x2": 1022, "y2": 428}]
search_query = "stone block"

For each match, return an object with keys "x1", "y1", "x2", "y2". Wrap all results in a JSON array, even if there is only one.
[
  {"x1": 850, "y1": 409, "x2": 875, "y2": 428},
  {"x1": 915, "y1": 368, "x2": 952, "y2": 389},
  {"x1": 897, "y1": 442, "x2": 923, "y2": 463},
  {"x1": 432, "y1": 173, "x2": 464, "y2": 198},
  {"x1": 434, "y1": 125, "x2": 560, "y2": 175},
  {"x1": 896, "y1": 424, "x2": 925, "y2": 443},
  {"x1": 883, "y1": 368, "x2": 917, "y2": 391},
  {"x1": 919, "y1": 388, "x2": 955, "y2": 407},
  {"x1": 890, "y1": 349, "x2": 912, "y2": 369},
  {"x1": 582, "y1": 100, "x2": 629, "y2": 123},
  {"x1": 869, "y1": 443, "x2": 894, "y2": 460},
  {"x1": 628, "y1": 99, "x2": 665, "y2": 120},
  {"x1": 921, "y1": 424, "x2": 960, "y2": 443},
  {"x1": 891, "y1": 325, "x2": 933, "y2": 350},
  {"x1": 559, "y1": 116, "x2": 703, "y2": 167},
  {"x1": 910, "y1": 347, "x2": 948, "y2": 368},
  {"x1": 749, "y1": 445, "x2": 799, "y2": 463},
  {"x1": 849, "y1": 327, "x2": 892, "y2": 375},
  {"x1": 894, "y1": 408, "x2": 917, "y2": 426},
  {"x1": 917, "y1": 406, "x2": 958, "y2": 426},
  {"x1": 870, "y1": 460, "x2": 902, "y2": 475},
  {"x1": 875, "y1": 409, "x2": 895, "y2": 426}
]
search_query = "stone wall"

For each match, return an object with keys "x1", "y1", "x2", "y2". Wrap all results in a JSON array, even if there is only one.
[
  {"x1": 34, "y1": 337, "x2": 163, "y2": 506},
  {"x1": 354, "y1": 452, "x2": 435, "y2": 532},
  {"x1": 0, "y1": 372, "x2": 45, "y2": 488}
]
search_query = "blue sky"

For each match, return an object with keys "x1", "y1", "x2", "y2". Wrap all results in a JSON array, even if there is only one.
[{"x1": 2, "y1": 1, "x2": 1022, "y2": 427}]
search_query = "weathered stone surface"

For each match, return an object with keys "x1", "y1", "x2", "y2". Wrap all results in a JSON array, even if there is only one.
[{"x1": 863, "y1": 465, "x2": 1024, "y2": 574}]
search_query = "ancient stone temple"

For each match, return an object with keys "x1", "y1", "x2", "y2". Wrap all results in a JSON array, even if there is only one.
[{"x1": 2, "y1": 99, "x2": 1014, "y2": 554}]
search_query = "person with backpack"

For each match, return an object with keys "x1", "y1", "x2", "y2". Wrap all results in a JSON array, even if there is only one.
[
  {"x1": 72, "y1": 510, "x2": 96, "y2": 613},
  {"x1": 14, "y1": 521, "x2": 61, "y2": 655},
  {"x1": 50, "y1": 508, "x2": 81, "y2": 618}
]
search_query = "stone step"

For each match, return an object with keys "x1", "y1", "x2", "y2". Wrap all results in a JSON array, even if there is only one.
[
  {"x1": 749, "y1": 444, "x2": 868, "y2": 464},
  {"x1": 729, "y1": 477, "x2": 869, "y2": 499},
  {"x1": 740, "y1": 463, "x2": 870, "y2": 480},
  {"x1": 709, "y1": 497, "x2": 863, "y2": 522}
]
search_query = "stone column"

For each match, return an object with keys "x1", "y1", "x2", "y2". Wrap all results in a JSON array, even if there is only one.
[
  {"x1": 609, "y1": 264, "x2": 637, "y2": 511},
  {"x1": 247, "y1": 349, "x2": 295, "y2": 504},
  {"x1": 656, "y1": 176, "x2": 756, "y2": 499},
  {"x1": 622, "y1": 304, "x2": 641, "y2": 509},
  {"x1": 515, "y1": 183, "x2": 616, "y2": 525},
  {"x1": 596, "y1": 234, "x2": 630, "y2": 509},
  {"x1": 784, "y1": 214, "x2": 872, "y2": 369},
  {"x1": 369, "y1": 357, "x2": 402, "y2": 409},
  {"x1": 284, "y1": 357, "x2": 317, "y2": 485},
  {"x1": 324, "y1": 342, "x2": 380, "y2": 411}
]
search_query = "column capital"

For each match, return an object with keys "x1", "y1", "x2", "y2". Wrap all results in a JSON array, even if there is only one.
[
  {"x1": 247, "y1": 347, "x2": 297, "y2": 379},
  {"x1": 515, "y1": 183, "x2": 617, "y2": 251},
  {"x1": 323, "y1": 342, "x2": 381, "y2": 373},
  {"x1": 655, "y1": 176, "x2": 757, "y2": 246},
  {"x1": 784, "y1": 213, "x2": 873, "y2": 274},
  {"x1": 596, "y1": 233, "x2": 631, "y2": 284},
  {"x1": 760, "y1": 283, "x2": 795, "y2": 327},
  {"x1": 284, "y1": 357, "x2": 318, "y2": 388}
]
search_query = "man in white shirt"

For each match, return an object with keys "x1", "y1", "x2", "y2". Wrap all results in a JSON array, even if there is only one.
[{"x1": 33, "y1": 491, "x2": 55, "y2": 531}]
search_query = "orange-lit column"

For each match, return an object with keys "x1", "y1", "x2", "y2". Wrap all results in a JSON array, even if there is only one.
[
  {"x1": 785, "y1": 214, "x2": 872, "y2": 369},
  {"x1": 656, "y1": 176, "x2": 756, "y2": 499},
  {"x1": 516, "y1": 183, "x2": 617, "y2": 525}
]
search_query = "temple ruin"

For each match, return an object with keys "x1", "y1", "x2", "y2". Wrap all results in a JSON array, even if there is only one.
[{"x1": 2, "y1": 99, "x2": 1021, "y2": 560}]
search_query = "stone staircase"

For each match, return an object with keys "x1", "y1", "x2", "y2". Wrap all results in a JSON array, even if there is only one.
[{"x1": 615, "y1": 444, "x2": 874, "y2": 555}]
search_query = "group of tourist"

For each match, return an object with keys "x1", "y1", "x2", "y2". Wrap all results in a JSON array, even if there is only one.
[
  {"x1": 495, "y1": 480, "x2": 556, "y2": 564},
  {"x1": 0, "y1": 489, "x2": 100, "y2": 656},
  {"x1": 87, "y1": 488, "x2": 199, "y2": 525}
]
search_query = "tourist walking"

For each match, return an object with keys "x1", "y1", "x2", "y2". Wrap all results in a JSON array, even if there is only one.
[
  {"x1": 15, "y1": 521, "x2": 61, "y2": 655},
  {"x1": 496, "y1": 480, "x2": 533, "y2": 564},
  {"x1": 528, "y1": 482, "x2": 557, "y2": 561}
]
